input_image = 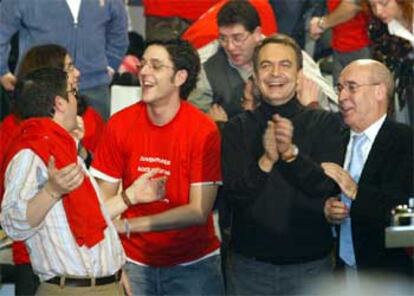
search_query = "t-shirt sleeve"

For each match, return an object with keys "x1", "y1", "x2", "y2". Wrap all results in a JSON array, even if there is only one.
[
  {"x1": 90, "y1": 120, "x2": 124, "y2": 181},
  {"x1": 190, "y1": 121, "x2": 222, "y2": 185}
]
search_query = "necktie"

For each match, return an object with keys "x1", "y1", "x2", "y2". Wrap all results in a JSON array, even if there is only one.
[{"x1": 340, "y1": 133, "x2": 368, "y2": 267}]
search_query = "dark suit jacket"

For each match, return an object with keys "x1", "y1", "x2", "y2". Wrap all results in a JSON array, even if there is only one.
[{"x1": 337, "y1": 118, "x2": 413, "y2": 275}]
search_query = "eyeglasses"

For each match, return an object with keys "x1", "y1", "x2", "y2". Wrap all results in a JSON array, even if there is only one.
[
  {"x1": 335, "y1": 82, "x2": 380, "y2": 94},
  {"x1": 140, "y1": 59, "x2": 175, "y2": 72},
  {"x1": 218, "y1": 32, "x2": 251, "y2": 47}
]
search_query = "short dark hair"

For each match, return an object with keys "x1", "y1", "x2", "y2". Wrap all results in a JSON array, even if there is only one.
[
  {"x1": 253, "y1": 33, "x2": 303, "y2": 73},
  {"x1": 146, "y1": 39, "x2": 200, "y2": 99},
  {"x1": 15, "y1": 68, "x2": 68, "y2": 119},
  {"x1": 217, "y1": 0, "x2": 260, "y2": 32}
]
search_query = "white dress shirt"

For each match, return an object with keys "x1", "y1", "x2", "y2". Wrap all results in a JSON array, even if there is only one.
[
  {"x1": 343, "y1": 114, "x2": 386, "y2": 170},
  {"x1": 1, "y1": 149, "x2": 125, "y2": 281}
]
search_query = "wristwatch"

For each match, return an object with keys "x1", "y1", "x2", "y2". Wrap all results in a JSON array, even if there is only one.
[{"x1": 283, "y1": 144, "x2": 299, "y2": 163}]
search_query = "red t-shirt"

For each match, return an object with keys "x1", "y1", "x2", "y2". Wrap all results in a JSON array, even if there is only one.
[
  {"x1": 82, "y1": 107, "x2": 105, "y2": 153},
  {"x1": 92, "y1": 101, "x2": 221, "y2": 266},
  {"x1": 328, "y1": 0, "x2": 371, "y2": 52}
]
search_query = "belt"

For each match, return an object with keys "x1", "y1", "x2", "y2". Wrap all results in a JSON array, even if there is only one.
[{"x1": 45, "y1": 270, "x2": 122, "y2": 287}]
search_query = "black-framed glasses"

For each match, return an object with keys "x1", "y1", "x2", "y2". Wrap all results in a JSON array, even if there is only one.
[
  {"x1": 335, "y1": 82, "x2": 380, "y2": 94},
  {"x1": 218, "y1": 32, "x2": 251, "y2": 47},
  {"x1": 140, "y1": 59, "x2": 175, "y2": 72}
]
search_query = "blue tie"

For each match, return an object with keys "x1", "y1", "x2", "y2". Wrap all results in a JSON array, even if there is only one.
[{"x1": 339, "y1": 133, "x2": 368, "y2": 267}]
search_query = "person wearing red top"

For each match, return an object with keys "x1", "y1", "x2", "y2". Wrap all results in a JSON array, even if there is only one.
[
  {"x1": 143, "y1": 0, "x2": 219, "y2": 41},
  {"x1": 91, "y1": 39, "x2": 224, "y2": 296},
  {"x1": 309, "y1": 0, "x2": 371, "y2": 84},
  {"x1": 0, "y1": 67, "x2": 164, "y2": 295},
  {"x1": 0, "y1": 43, "x2": 105, "y2": 296}
]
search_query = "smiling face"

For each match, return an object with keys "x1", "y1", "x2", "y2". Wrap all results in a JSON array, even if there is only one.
[
  {"x1": 64, "y1": 54, "x2": 80, "y2": 90},
  {"x1": 254, "y1": 43, "x2": 299, "y2": 106},
  {"x1": 338, "y1": 63, "x2": 387, "y2": 132},
  {"x1": 368, "y1": 0, "x2": 403, "y2": 24},
  {"x1": 218, "y1": 24, "x2": 261, "y2": 69},
  {"x1": 138, "y1": 45, "x2": 181, "y2": 107}
]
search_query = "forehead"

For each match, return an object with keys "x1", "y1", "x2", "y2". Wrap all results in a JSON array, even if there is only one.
[
  {"x1": 219, "y1": 24, "x2": 249, "y2": 35},
  {"x1": 258, "y1": 43, "x2": 297, "y2": 64},
  {"x1": 143, "y1": 45, "x2": 171, "y2": 62},
  {"x1": 340, "y1": 65, "x2": 370, "y2": 82}
]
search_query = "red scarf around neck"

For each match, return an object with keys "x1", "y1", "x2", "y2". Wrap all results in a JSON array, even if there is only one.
[{"x1": 0, "y1": 118, "x2": 107, "y2": 248}]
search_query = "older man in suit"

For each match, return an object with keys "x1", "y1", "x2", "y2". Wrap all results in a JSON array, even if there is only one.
[{"x1": 323, "y1": 59, "x2": 413, "y2": 278}]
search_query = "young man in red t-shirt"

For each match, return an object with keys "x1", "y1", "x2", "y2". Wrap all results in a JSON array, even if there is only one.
[{"x1": 91, "y1": 39, "x2": 224, "y2": 296}]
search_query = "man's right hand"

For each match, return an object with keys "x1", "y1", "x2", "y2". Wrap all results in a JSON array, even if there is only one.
[
  {"x1": 324, "y1": 197, "x2": 348, "y2": 224},
  {"x1": 125, "y1": 169, "x2": 167, "y2": 205},
  {"x1": 0, "y1": 72, "x2": 17, "y2": 91}
]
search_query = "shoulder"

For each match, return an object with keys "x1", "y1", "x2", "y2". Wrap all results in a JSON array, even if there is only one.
[
  {"x1": 107, "y1": 102, "x2": 144, "y2": 127},
  {"x1": 223, "y1": 110, "x2": 261, "y2": 136},
  {"x1": 204, "y1": 48, "x2": 227, "y2": 68},
  {"x1": 5, "y1": 149, "x2": 45, "y2": 178},
  {"x1": 383, "y1": 119, "x2": 413, "y2": 143},
  {"x1": 298, "y1": 108, "x2": 342, "y2": 127},
  {"x1": 181, "y1": 101, "x2": 218, "y2": 132}
]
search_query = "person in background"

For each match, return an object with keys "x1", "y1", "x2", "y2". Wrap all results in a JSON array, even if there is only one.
[
  {"x1": 309, "y1": 0, "x2": 371, "y2": 84},
  {"x1": 188, "y1": 0, "x2": 263, "y2": 120},
  {"x1": 363, "y1": 0, "x2": 413, "y2": 128},
  {"x1": 0, "y1": 0, "x2": 129, "y2": 120}
]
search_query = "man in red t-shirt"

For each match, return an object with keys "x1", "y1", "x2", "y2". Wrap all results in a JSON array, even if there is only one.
[
  {"x1": 91, "y1": 39, "x2": 224, "y2": 296},
  {"x1": 309, "y1": 0, "x2": 371, "y2": 84}
]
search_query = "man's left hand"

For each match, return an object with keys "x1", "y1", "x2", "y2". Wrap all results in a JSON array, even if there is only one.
[{"x1": 273, "y1": 114, "x2": 294, "y2": 155}]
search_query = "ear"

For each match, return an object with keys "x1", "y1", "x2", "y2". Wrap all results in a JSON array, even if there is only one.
[
  {"x1": 174, "y1": 69, "x2": 188, "y2": 88},
  {"x1": 375, "y1": 83, "x2": 387, "y2": 102},
  {"x1": 54, "y1": 95, "x2": 67, "y2": 113},
  {"x1": 253, "y1": 26, "x2": 262, "y2": 42}
]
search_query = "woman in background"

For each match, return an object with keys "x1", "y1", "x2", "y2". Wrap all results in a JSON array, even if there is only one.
[
  {"x1": 0, "y1": 43, "x2": 104, "y2": 295},
  {"x1": 365, "y1": 0, "x2": 413, "y2": 128}
]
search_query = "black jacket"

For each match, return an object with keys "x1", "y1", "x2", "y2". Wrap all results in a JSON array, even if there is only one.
[
  {"x1": 222, "y1": 98, "x2": 344, "y2": 264},
  {"x1": 337, "y1": 119, "x2": 413, "y2": 275}
]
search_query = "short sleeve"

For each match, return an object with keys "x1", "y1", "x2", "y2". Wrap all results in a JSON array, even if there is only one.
[{"x1": 190, "y1": 121, "x2": 222, "y2": 185}]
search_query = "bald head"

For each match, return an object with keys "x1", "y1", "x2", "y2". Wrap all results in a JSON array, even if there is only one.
[
  {"x1": 338, "y1": 59, "x2": 394, "y2": 132},
  {"x1": 343, "y1": 59, "x2": 394, "y2": 101}
]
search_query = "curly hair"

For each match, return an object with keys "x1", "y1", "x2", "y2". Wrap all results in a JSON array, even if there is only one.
[{"x1": 146, "y1": 39, "x2": 200, "y2": 99}]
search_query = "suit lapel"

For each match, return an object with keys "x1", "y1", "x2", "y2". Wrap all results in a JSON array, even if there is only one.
[{"x1": 359, "y1": 120, "x2": 393, "y2": 183}]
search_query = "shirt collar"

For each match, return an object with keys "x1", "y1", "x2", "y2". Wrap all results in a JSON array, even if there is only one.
[{"x1": 350, "y1": 114, "x2": 386, "y2": 143}]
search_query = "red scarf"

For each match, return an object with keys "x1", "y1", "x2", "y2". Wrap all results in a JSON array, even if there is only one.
[{"x1": 0, "y1": 118, "x2": 107, "y2": 248}]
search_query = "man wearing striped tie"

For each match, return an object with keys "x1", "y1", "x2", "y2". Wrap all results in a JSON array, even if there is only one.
[{"x1": 322, "y1": 59, "x2": 413, "y2": 282}]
